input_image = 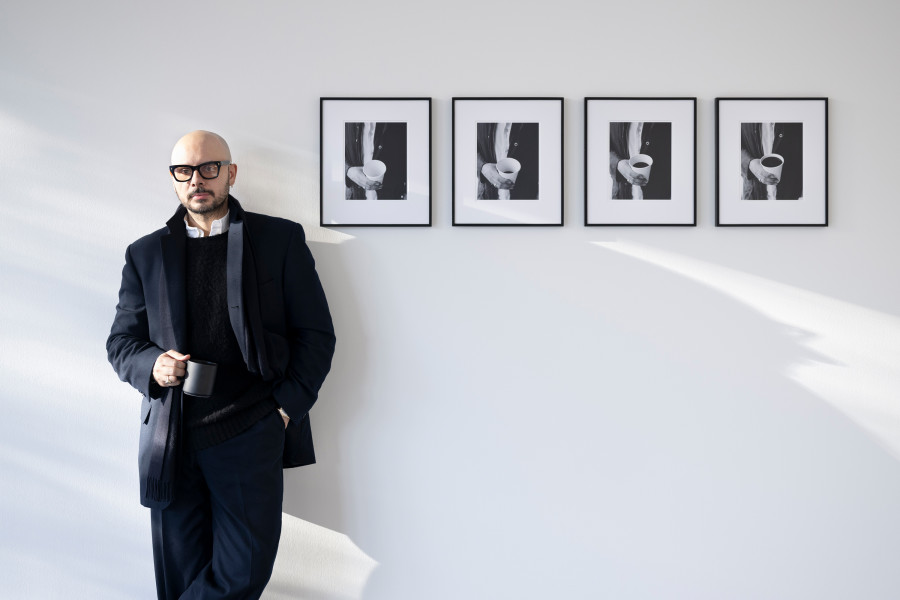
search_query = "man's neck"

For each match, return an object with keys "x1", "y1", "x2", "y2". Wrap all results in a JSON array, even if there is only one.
[{"x1": 186, "y1": 208, "x2": 228, "y2": 237}]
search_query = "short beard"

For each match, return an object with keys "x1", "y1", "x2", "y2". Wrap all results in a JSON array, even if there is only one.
[{"x1": 182, "y1": 186, "x2": 229, "y2": 215}]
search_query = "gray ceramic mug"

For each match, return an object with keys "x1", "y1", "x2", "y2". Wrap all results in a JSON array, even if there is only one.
[{"x1": 182, "y1": 359, "x2": 217, "y2": 397}]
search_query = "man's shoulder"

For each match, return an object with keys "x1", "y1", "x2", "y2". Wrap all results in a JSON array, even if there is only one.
[
  {"x1": 127, "y1": 225, "x2": 170, "y2": 254},
  {"x1": 243, "y1": 211, "x2": 304, "y2": 239}
]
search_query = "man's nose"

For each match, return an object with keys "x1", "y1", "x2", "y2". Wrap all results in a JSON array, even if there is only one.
[{"x1": 190, "y1": 169, "x2": 205, "y2": 186}]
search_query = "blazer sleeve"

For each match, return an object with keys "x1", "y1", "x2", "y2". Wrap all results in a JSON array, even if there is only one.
[
  {"x1": 107, "y1": 243, "x2": 165, "y2": 399},
  {"x1": 272, "y1": 224, "x2": 336, "y2": 419}
]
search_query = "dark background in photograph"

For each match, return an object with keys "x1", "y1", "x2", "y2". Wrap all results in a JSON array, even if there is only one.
[
  {"x1": 345, "y1": 122, "x2": 408, "y2": 200},
  {"x1": 476, "y1": 122, "x2": 540, "y2": 200},
  {"x1": 609, "y1": 122, "x2": 672, "y2": 200},
  {"x1": 741, "y1": 122, "x2": 803, "y2": 200}
]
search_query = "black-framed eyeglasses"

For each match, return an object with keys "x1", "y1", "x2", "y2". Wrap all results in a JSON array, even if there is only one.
[{"x1": 169, "y1": 160, "x2": 231, "y2": 182}]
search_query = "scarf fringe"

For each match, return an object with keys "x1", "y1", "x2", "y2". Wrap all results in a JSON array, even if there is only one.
[{"x1": 145, "y1": 476, "x2": 173, "y2": 503}]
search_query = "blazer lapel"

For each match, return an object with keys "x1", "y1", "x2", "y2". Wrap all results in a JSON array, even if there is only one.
[
  {"x1": 226, "y1": 214, "x2": 249, "y2": 364},
  {"x1": 159, "y1": 213, "x2": 188, "y2": 352},
  {"x1": 227, "y1": 197, "x2": 273, "y2": 380}
]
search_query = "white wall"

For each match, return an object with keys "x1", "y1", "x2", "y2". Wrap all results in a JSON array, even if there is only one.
[{"x1": 2, "y1": 1, "x2": 900, "y2": 598}]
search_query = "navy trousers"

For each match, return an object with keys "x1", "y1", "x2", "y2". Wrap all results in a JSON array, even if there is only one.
[{"x1": 151, "y1": 409, "x2": 285, "y2": 599}]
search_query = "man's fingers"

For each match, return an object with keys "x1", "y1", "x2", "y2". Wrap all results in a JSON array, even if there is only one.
[
  {"x1": 154, "y1": 350, "x2": 189, "y2": 388},
  {"x1": 157, "y1": 359, "x2": 186, "y2": 371},
  {"x1": 160, "y1": 363, "x2": 186, "y2": 377}
]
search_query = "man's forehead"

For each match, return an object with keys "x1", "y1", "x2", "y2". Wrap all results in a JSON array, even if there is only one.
[{"x1": 171, "y1": 131, "x2": 231, "y2": 163}]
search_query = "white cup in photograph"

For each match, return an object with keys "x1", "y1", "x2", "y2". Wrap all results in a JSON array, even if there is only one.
[
  {"x1": 496, "y1": 157, "x2": 521, "y2": 184},
  {"x1": 363, "y1": 160, "x2": 387, "y2": 183},
  {"x1": 760, "y1": 153, "x2": 784, "y2": 182},
  {"x1": 628, "y1": 154, "x2": 653, "y2": 181}
]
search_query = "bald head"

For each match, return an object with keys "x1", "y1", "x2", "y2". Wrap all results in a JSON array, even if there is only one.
[
  {"x1": 170, "y1": 130, "x2": 236, "y2": 228},
  {"x1": 171, "y1": 130, "x2": 232, "y2": 165}
]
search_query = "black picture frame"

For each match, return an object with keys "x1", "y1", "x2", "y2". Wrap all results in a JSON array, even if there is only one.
[
  {"x1": 452, "y1": 97, "x2": 564, "y2": 226},
  {"x1": 320, "y1": 97, "x2": 431, "y2": 227},
  {"x1": 716, "y1": 97, "x2": 828, "y2": 227},
  {"x1": 585, "y1": 97, "x2": 697, "y2": 226}
]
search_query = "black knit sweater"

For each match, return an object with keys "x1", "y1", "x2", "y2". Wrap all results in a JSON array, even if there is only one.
[{"x1": 182, "y1": 234, "x2": 275, "y2": 452}]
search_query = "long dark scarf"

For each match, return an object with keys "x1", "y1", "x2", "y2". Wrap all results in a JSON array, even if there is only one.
[
  {"x1": 143, "y1": 252, "x2": 182, "y2": 506},
  {"x1": 143, "y1": 388, "x2": 180, "y2": 504}
]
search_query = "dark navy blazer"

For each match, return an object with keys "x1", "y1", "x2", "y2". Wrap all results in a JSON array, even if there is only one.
[{"x1": 107, "y1": 197, "x2": 335, "y2": 508}]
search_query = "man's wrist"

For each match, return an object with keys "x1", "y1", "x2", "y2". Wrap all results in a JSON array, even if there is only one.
[{"x1": 277, "y1": 407, "x2": 290, "y2": 421}]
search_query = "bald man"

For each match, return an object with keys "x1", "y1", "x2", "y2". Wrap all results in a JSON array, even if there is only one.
[{"x1": 107, "y1": 131, "x2": 335, "y2": 599}]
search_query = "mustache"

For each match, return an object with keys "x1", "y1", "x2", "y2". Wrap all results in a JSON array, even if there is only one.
[{"x1": 188, "y1": 188, "x2": 213, "y2": 199}]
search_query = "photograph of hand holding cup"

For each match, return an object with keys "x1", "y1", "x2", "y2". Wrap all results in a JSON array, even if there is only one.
[
  {"x1": 740, "y1": 122, "x2": 803, "y2": 200},
  {"x1": 748, "y1": 152, "x2": 785, "y2": 188},
  {"x1": 345, "y1": 121, "x2": 408, "y2": 200},
  {"x1": 609, "y1": 121, "x2": 672, "y2": 200},
  {"x1": 358, "y1": 159, "x2": 387, "y2": 200},
  {"x1": 622, "y1": 153, "x2": 653, "y2": 185},
  {"x1": 493, "y1": 157, "x2": 521, "y2": 200},
  {"x1": 476, "y1": 122, "x2": 540, "y2": 200}
]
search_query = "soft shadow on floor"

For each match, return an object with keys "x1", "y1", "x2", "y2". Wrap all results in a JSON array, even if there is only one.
[{"x1": 264, "y1": 514, "x2": 378, "y2": 600}]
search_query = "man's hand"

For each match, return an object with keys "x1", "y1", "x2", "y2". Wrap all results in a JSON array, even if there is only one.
[
  {"x1": 346, "y1": 166, "x2": 383, "y2": 190},
  {"x1": 617, "y1": 160, "x2": 648, "y2": 186},
  {"x1": 749, "y1": 159, "x2": 780, "y2": 185},
  {"x1": 481, "y1": 163, "x2": 516, "y2": 189},
  {"x1": 153, "y1": 350, "x2": 190, "y2": 388}
]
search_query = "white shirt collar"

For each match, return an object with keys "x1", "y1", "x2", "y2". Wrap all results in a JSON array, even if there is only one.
[{"x1": 184, "y1": 210, "x2": 230, "y2": 238}]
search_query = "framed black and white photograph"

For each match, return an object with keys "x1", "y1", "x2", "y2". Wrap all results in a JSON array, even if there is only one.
[
  {"x1": 453, "y1": 98, "x2": 563, "y2": 226},
  {"x1": 320, "y1": 97, "x2": 431, "y2": 226},
  {"x1": 716, "y1": 98, "x2": 828, "y2": 226},
  {"x1": 585, "y1": 97, "x2": 696, "y2": 226}
]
